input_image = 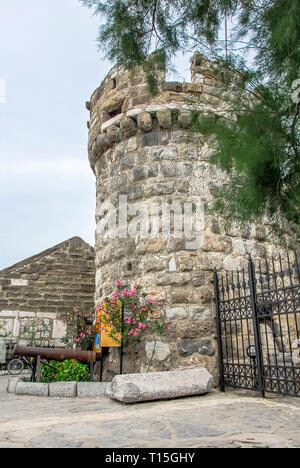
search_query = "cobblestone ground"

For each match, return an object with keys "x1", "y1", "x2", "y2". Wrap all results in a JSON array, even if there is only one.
[{"x1": 0, "y1": 376, "x2": 299, "y2": 448}]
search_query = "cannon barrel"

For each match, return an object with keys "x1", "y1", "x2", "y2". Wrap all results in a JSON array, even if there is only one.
[{"x1": 14, "y1": 345, "x2": 97, "y2": 364}]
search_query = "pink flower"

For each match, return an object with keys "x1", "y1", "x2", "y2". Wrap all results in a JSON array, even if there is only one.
[
  {"x1": 167, "y1": 327, "x2": 171, "y2": 331},
  {"x1": 116, "y1": 281, "x2": 121, "y2": 287},
  {"x1": 128, "y1": 289, "x2": 137, "y2": 296}
]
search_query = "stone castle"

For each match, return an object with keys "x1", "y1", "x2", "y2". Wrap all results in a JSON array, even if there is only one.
[
  {"x1": 86, "y1": 52, "x2": 295, "y2": 382},
  {"x1": 0, "y1": 52, "x2": 297, "y2": 381}
]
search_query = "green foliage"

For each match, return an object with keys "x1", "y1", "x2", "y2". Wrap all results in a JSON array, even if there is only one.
[
  {"x1": 194, "y1": 84, "x2": 300, "y2": 231},
  {"x1": 40, "y1": 359, "x2": 89, "y2": 383},
  {"x1": 81, "y1": 0, "x2": 300, "y2": 234},
  {"x1": 98, "y1": 282, "x2": 170, "y2": 347},
  {"x1": 24, "y1": 319, "x2": 53, "y2": 347}
]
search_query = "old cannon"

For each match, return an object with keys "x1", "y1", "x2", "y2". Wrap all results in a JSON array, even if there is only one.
[{"x1": 14, "y1": 345, "x2": 97, "y2": 382}]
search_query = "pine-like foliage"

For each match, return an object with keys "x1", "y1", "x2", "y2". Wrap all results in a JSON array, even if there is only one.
[{"x1": 81, "y1": 0, "x2": 300, "y2": 236}]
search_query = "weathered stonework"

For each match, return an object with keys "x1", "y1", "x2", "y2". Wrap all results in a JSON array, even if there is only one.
[
  {"x1": 87, "y1": 53, "x2": 297, "y2": 383},
  {"x1": 0, "y1": 237, "x2": 95, "y2": 360}
]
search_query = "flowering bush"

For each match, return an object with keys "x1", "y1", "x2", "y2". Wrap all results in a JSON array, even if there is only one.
[
  {"x1": 40, "y1": 359, "x2": 89, "y2": 383},
  {"x1": 98, "y1": 282, "x2": 169, "y2": 347},
  {"x1": 61, "y1": 309, "x2": 95, "y2": 351}
]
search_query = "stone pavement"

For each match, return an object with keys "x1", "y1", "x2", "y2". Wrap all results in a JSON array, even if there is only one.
[{"x1": 0, "y1": 376, "x2": 299, "y2": 448}]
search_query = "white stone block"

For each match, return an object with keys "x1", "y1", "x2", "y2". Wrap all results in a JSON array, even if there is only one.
[
  {"x1": 11, "y1": 279, "x2": 28, "y2": 287},
  {"x1": 169, "y1": 257, "x2": 177, "y2": 272},
  {"x1": 0, "y1": 311, "x2": 18, "y2": 318},
  {"x1": 106, "y1": 367, "x2": 214, "y2": 403},
  {"x1": 165, "y1": 307, "x2": 186, "y2": 320},
  {"x1": 145, "y1": 341, "x2": 171, "y2": 362},
  {"x1": 52, "y1": 320, "x2": 66, "y2": 339},
  {"x1": 19, "y1": 312, "x2": 35, "y2": 318},
  {"x1": 13, "y1": 318, "x2": 20, "y2": 338}
]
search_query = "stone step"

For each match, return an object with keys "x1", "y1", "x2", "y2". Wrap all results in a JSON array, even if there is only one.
[{"x1": 105, "y1": 367, "x2": 213, "y2": 403}]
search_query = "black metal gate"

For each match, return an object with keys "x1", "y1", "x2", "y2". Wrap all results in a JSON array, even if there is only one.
[{"x1": 214, "y1": 253, "x2": 300, "y2": 398}]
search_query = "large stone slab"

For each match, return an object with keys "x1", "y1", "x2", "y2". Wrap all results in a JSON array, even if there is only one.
[{"x1": 105, "y1": 367, "x2": 213, "y2": 403}]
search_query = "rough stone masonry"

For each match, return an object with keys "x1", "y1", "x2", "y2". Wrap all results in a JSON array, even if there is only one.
[
  {"x1": 0, "y1": 237, "x2": 95, "y2": 359},
  {"x1": 86, "y1": 52, "x2": 297, "y2": 383}
]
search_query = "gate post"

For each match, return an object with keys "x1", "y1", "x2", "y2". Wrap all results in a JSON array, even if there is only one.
[
  {"x1": 248, "y1": 256, "x2": 265, "y2": 398},
  {"x1": 214, "y1": 268, "x2": 225, "y2": 392}
]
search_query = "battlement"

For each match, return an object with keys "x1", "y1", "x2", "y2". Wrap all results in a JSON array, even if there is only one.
[{"x1": 86, "y1": 53, "x2": 238, "y2": 171}]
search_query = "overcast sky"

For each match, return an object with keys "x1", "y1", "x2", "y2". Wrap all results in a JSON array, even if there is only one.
[{"x1": 0, "y1": 0, "x2": 193, "y2": 271}]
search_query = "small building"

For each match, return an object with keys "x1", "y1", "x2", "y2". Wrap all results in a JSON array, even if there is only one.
[{"x1": 0, "y1": 237, "x2": 95, "y2": 363}]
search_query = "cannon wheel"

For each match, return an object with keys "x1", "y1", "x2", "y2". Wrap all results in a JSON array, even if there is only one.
[{"x1": 7, "y1": 358, "x2": 24, "y2": 375}]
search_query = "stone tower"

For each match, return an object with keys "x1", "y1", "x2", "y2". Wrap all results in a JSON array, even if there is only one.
[{"x1": 86, "y1": 53, "x2": 290, "y2": 382}]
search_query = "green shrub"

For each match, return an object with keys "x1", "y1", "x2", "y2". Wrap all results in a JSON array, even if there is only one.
[{"x1": 40, "y1": 359, "x2": 89, "y2": 383}]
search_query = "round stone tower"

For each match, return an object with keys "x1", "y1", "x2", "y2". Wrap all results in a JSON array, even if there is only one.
[{"x1": 86, "y1": 53, "x2": 292, "y2": 382}]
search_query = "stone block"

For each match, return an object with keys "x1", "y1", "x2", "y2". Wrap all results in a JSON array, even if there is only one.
[
  {"x1": 165, "y1": 307, "x2": 187, "y2": 319},
  {"x1": 144, "y1": 182, "x2": 174, "y2": 197},
  {"x1": 141, "y1": 132, "x2": 160, "y2": 147},
  {"x1": 162, "y1": 82, "x2": 182, "y2": 92},
  {"x1": 178, "y1": 110, "x2": 193, "y2": 128},
  {"x1": 153, "y1": 147, "x2": 178, "y2": 161},
  {"x1": 7, "y1": 376, "x2": 22, "y2": 394},
  {"x1": 77, "y1": 382, "x2": 107, "y2": 398},
  {"x1": 120, "y1": 116, "x2": 137, "y2": 136},
  {"x1": 157, "y1": 273, "x2": 191, "y2": 286},
  {"x1": 105, "y1": 367, "x2": 213, "y2": 403},
  {"x1": 52, "y1": 320, "x2": 66, "y2": 339},
  {"x1": 120, "y1": 154, "x2": 135, "y2": 170},
  {"x1": 182, "y1": 83, "x2": 203, "y2": 94},
  {"x1": 190, "y1": 306, "x2": 212, "y2": 321},
  {"x1": 137, "y1": 112, "x2": 153, "y2": 132},
  {"x1": 157, "y1": 109, "x2": 172, "y2": 129},
  {"x1": 102, "y1": 94, "x2": 125, "y2": 113},
  {"x1": 49, "y1": 382, "x2": 77, "y2": 398},
  {"x1": 161, "y1": 161, "x2": 177, "y2": 178},
  {"x1": 145, "y1": 341, "x2": 171, "y2": 363},
  {"x1": 106, "y1": 124, "x2": 122, "y2": 143},
  {"x1": 0, "y1": 311, "x2": 18, "y2": 318},
  {"x1": 127, "y1": 184, "x2": 143, "y2": 201},
  {"x1": 133, "y1": 165, "x2": 158, "y2": 181},
  {"x1": 16, "y1": 381, "x2": 49, "y2": 397},
  {"x1": 178, "y1": 339, "x2": 215, "y2": 357}
]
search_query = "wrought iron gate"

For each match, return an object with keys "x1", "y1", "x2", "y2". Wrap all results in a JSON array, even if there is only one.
[{"x1": 214, "y1": 253, "x2": 300, "y2": 398}]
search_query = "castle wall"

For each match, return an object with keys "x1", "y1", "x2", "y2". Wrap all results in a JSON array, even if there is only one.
[
  {"x1": 0, "y1": 237, "x2": 95, "y2": 360},
  {"x1": 87, "y1": 54, "x2": 295, "y2": 382}
]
